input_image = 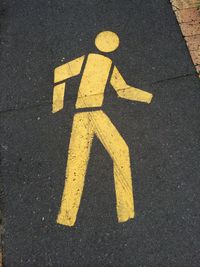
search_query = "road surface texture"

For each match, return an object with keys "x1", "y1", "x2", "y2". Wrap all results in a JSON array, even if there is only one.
[{"x1": 1, "y1": 0, "x2": 200, "y2": 266}]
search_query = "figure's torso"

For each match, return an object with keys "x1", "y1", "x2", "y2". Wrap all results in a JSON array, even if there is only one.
[{"x1": 76, "y1": 53, "x2": 112, "y2": 109}]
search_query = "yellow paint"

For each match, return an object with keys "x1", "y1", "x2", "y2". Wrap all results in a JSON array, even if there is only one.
[
  {"x1": 53, "y1": 31, "x2": 153, "y2": 227},
  {"x1": 52, "y1": 56, "x2": 85, "y2": 113},
  {"x1": 95, "y1": 31, "x2": 119, "y2": 52},
  {"x1": 111, "y1": 66, "x2": 153, "y2": 103},
  {"x1": 52, "y1": 83, "x2": 65, "y2": 113},
  {"x1": 76, "y1": 54, "x2": 112, "y2": 108},
  {"x1": 57, "y1": 110, "x2": 134, "y2": 226},
  {"x1": 54, "y1": 55, "x2": 85, "y2": 83}
]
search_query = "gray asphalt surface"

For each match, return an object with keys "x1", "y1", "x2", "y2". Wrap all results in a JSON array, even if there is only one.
[{"x1": 1, "y1": 0, "x2": 200, "y2": 266}]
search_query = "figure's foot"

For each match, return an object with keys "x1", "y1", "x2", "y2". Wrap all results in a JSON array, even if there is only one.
[
  {"x1": 56, "y1": 214, "x2": 76, "y2": 227},
  {"x1": 118, "y1": 210, "x2": 135, "y2": 223}
]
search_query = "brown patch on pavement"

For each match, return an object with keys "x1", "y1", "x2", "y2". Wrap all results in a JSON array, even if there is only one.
[
  {"x1": 180, "y1": 21, "x2": 200, "y2": 36},
  {"x1": 185, "y1": 35, "x2": 200, "y2": 50},
  {"x1": 171, "y1": 0, "x2": 200, "y2": 77},
  {"x1": 175, "y1": 7, "x2": 200, "y2": 22},
  {"x1": 171, "y1": 0, "x2": 200, "y2": 9}
]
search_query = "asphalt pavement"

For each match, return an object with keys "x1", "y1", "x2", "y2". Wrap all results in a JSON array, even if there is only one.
[{"x1": 1, "y1": 0, "x2": 200, "y2": 266}]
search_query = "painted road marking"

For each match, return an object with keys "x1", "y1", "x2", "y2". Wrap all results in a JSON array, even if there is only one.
[{"x1": 52, "y1": 31, "x2": 153, "y2": 227}]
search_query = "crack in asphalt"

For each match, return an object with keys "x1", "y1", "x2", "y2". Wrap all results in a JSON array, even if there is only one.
[{"x1": 0, "y1": 71, "x2": 198, "y2": 115}]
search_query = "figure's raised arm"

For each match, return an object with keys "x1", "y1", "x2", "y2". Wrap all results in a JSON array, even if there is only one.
[
  {"x1": 52, "y1": 55, "x2": 85, "y2": 113},
  {"x1": 110, "y1": 66, "x2": 153, "y2": 104}
]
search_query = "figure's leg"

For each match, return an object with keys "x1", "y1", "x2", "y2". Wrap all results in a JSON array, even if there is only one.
[
  {"x1": 91, "y1": 111, "x2": 134, "y2": 223},
  {"x1": 57, "y1": 112, "x2": 94, "y2": 226}
]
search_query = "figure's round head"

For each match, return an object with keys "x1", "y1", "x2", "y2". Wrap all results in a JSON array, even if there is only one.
[{"x1": 95, "y1": 31, "x2": 119, "y2": 52}]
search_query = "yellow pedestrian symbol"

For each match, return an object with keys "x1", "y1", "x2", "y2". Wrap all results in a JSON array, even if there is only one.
[{"x1": 52, "y1": 31, "x2": 153, "y2": 227}]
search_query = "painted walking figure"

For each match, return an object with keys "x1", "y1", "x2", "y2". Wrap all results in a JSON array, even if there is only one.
[{"x1": 52, "y1": 31, "x2": 153, "y2": 226}]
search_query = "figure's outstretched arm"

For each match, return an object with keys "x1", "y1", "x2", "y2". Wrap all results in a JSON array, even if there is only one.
[
  {"x1": 110, "y1": 66, "x2": 153, "y2": 104},
  {"x1": 52, "y1": 55, "x2": 85, "y2": 113}
]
